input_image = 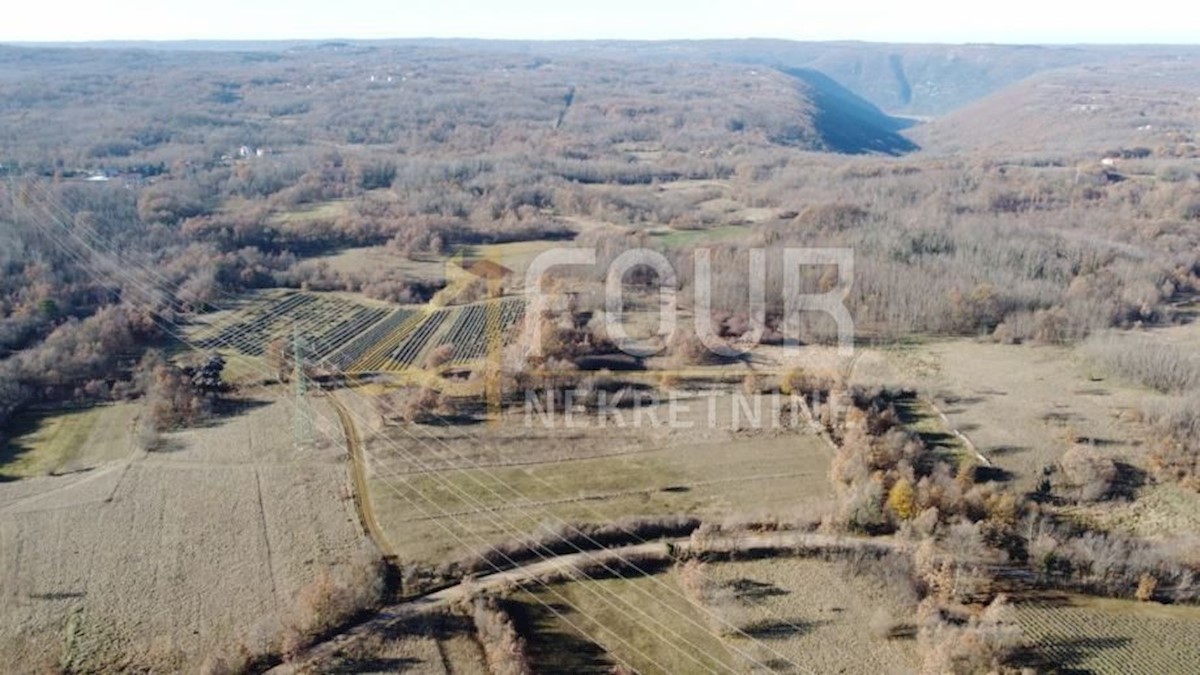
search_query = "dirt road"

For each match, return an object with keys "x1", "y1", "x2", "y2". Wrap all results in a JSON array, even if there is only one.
[{"x1": 328, "y1": 392, "x2": 395, "y2": 558}]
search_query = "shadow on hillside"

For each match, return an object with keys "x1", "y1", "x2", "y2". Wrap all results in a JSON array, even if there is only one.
[
  {"x1": 777, "y1": 68, "x2": 919, "y2": 155},
  {"x1": 323, "y1": 613, "x2": 475, "y2": 673},
  {"x1": 0, "y1": 406, "x2": 121, "y2": 479},
  {"x1": 986, "y1": 445, "x2": 1029, "y2": 457},
  {"x1": 326, "y1": 658, "x2": 421, "y2": 673},
  {"x1": 973, "y1": 465, "x2": 1014, "y2": 483},
  {"x1": 890, "y1": 393, "x2": 958, "y2": 456},
  {"x1": 728, "y1": 577, "x2": 789, "y2": 603},
  {"x1": 27, "y1": 590, "x2": 86, "y2": 600},
  {"x1": 509, "y1": 599, "x2": 617, "y2": 673},
  {"x1": 1014, "y1": 635, "x2": 1134, "y2": 673},
  {"x1": 0, "y1": 411, "x2": 46, "y2": 480},
  {"x1": 739, "y1": 617, "x2": 828, "y2": 640},
  {"x1": 155, "y1": 397, "x2": 273, "y2": 439},
  {"x1": 1108, "y1": 461, "x2": 1147, "y2": 501}
]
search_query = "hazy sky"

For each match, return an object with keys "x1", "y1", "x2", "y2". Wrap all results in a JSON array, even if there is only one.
[{"x1": 3, "y1": 0, "x2": 1197, "y2": 44}]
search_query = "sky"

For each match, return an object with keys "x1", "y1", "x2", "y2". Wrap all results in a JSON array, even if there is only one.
[{"x1": 2, "y1": 0, "x2": 1198, "y2": 44}]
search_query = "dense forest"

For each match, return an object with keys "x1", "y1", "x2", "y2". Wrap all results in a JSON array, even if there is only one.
[{"x1": 1, "y1": 41, "x2": 1199, "y2": 444}]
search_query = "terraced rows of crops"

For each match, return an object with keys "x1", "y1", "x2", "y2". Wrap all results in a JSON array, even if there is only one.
[
  {"x1": 435, "y1": 298, "x2": 526, "y2": 364},
  {"x1": 1016, "y1": 597, "x2": 1200, "y2": 674},
  {"x1": 195, "y1": 292, "x2": 389, "y2": 360},
  {"x1": 324, "y1": 308, "x2": 416, "y2": 370},
  {"x1": 198, "y1": 292, "x2": 530, "y2": 374},
  {"x1": 345, "y1": 298, "x2": 527, "y2": 373},
  {"x1": 347, "y1": 309, "x2": 443, "y2": 372},
  {"x1": 389, "y1": 309, "x2": 450, "y2": 368}
]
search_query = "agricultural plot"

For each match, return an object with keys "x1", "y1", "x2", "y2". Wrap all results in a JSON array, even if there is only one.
[
  {"x1": 700, "y1": 557, "x2": 919, "y2": 674},
  {"x1": 511, "y1": 553, "x2": 918, "y2": 675},
  {"x1": 859, "y1": 339, "x2": 1160, "y2": 493},
  {"x1": 390, "y1": 309, "x2": 450, "y2": 369},
  {"x1": 434, "y1": 298, "x2": 526, "y2": 365},
  {"x1": 192, "y1": 294, "x2": 531, "y2": 375},
  {"x1": 514, "y1": 571, "x2": 736, "y2": 675},
  {"x1": 193, "y1": 291, "x2": 390, "y2": 361},
  {"x1": 347, "y1": 298, "x2": 526, "y2": 373},
  {"x1": 325, "y1": 307, "x2": 417, "y2": 370},
  {"x1": 1016, "y1": 594, "x2": 1200, "y2": 674},
  {"x1": 359, "y1": 392, "x2": 835, "y2": 566},
  {"x1": 0, "y1": 396, "x2": 367, "y2": 671}
]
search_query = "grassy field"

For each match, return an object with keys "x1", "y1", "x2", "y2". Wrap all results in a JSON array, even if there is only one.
[
  {"x1": 267, "y1": 198, "x2": 354, "y2": 225},
  {"x1": 0, "y1": 404, "x2": 137, "y2": 479},
  {"x1": 0, "y1": 395, "x2": 368, "y2": 671},
  {"x1": 702, "y1": 557, "x2": 920, "y2": 674},
  {"x1": 514, "y1": 569, "x2": 739, "y2": 674},
  {"x1": 467, "y1": 239, "x2": 573, "y2": 280},
  {"x1": 354, "y1": 390, "x2": 834, "y2": 566},
  {"x1": 1016, "y1": 593, "x2": 1200, "y2": 674},
  {"x1": 646, "y1": 224, "x2": 751, "y2": 249},
  {"x1": 513, "y1": 556, "x2": 919, "y2": 675},
  {"x1": 865, "y1": 339, "x2": 1158, "y2": 491},
  {"x1": 314, "y1": 245, "x2": 447, "y2": 282},
  {"x1": 1071, "y1": 481, "x2": 1200, "y2": 538}
]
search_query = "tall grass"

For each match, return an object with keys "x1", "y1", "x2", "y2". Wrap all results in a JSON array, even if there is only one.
[{"x1": 1083, "y1": 334, "x2": 1200, "y2": 393}]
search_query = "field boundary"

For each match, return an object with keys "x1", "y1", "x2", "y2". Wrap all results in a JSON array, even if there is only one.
[
  {"x1": 329, "y1": 392, "x2": 396, "y2": 558},
  {"x1": 267, "y1": 530, "x2": 898, "y2": 674}
]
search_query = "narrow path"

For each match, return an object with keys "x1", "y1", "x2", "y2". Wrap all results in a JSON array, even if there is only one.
[
  {"x1": 920, "y1": 395, "x2": 991, "y2": 467},
  {"x1": 253, "y1": 466, "x2": 282, "y2": 612},
  {"x1": 327, "y1": 392, "x2": 396, "y2": 558}
]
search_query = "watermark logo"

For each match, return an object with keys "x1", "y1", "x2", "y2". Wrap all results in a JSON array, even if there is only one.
[
  {"x1": 520, "y1": 246, "x2": 855, "y2": 368},
  {"x1": 354, "y1": 244, "x2": 855, "y2": 431},
  {"x1": 522, "y1": 388, "x2": 842, "y2": 432}
]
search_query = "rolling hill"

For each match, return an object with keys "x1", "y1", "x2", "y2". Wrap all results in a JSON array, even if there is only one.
[
  {"x1": 908, "y1": 58, "x2": 1200, "y2": 157},
  {"x1": 0, "y1": 42, "x2": 924, "y2": 164}
]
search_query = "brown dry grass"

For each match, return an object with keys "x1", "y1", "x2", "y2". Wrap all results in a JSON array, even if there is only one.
[
  {"x1": 877, "y1": 339, "x2": 1156, "y2": 492},
  {"x1": 0, "y1": 395, "x2": 368, "y2": 671},
  {"x1": 354, "y1": 389, "x2": 834, "y2": 567},
  {"x1": 699, "y1": 557, "x2": 920, "y2": 673},
  {"x1": 1016, "y1": 593, "x2": 1200, "y2": 674},
  {"x1": 513, "y1": 556, "x2": 919, "y2": 675},
  {"x1": 313, "y1": 245, "x2": 447, "y2": 284}
]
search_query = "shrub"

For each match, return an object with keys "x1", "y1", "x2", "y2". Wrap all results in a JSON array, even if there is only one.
[
  {"x1": 658, "y1": 371, "x2": 682, "y2": 391},
  {"x1": 1136, "y1": 573, "x2": 1159, "y2": 602},
  {"x1": 453, "y1": 516, "x2": 702, "y2": 576},
  {"x1": 471, "y1": 597, "x2": 534, "y2": 675},
  {"x1": 869, "y1": 607, "x2": 899, "y2": 640},
  {"x1": 1060, "y1": 445, "x2": 1117, "y2": 502},
  {"x1": 887, "y1": 477, "x2": 919, "y2": 521},
  {"x1": 917, "y1": 595, "x2": 1024, "y2": 675},
  {"x1": 425, "y1": 343, "x2": 456, "y2": 369},
  {"x1": 275, "y1": 550, "x2": 386, "y2": 660},
  {"x1": 668, "y1": 330, "x2": 722, "y2": 366},
  {"x1": 1145, "y1": 393, "x2": 1200, "y2": 490},
  {"x1": 376, "y1": 386, "x2": 455, "y2": 424},
  {"x1": 136, "y1": 351, "x2": 215, "y2": 431}
]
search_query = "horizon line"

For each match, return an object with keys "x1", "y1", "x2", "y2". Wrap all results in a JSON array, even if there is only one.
[{"x1": 3, "y1": 36, "x2": 1200, "y2": 49}]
